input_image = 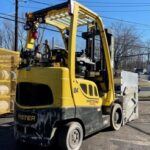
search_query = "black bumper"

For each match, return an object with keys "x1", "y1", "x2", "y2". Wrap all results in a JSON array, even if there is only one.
[{"x1": 14, "y1": 106, "x2": 75, "y2": 146}]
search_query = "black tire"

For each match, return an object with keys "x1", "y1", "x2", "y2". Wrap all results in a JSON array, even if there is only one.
[
  {"x1": 110, "y1": 103, "x2": 123, "y2": 131},
  {"x1": 58, "y1": 122, "x2": 83, "y2": 150}
]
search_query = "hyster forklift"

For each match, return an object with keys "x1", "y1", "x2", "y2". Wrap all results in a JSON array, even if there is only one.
[{"x1": 14, "y1": 0, "x2": 138, "y2": 150}]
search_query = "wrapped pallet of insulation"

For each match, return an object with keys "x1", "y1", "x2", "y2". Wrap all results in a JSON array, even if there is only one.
[{"x1": 0, "y1": 48, "x2": 20, "y2": 114}]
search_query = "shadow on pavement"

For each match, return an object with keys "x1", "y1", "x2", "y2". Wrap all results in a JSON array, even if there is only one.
[
  {"x1": 0, "y1": 124, "x2": 113, "y2": 150},
  {"x1": 0, "y1": 125, "x2": 60, "y2": 150},
  {"x1": 84, "y1": 127, "x2": 113, "y2": 140},
  {"x1": 127, "y1": 123, "x2": 150, "y2": 136}
]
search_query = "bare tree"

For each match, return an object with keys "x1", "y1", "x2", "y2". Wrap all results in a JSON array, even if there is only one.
[
  {"x1": 144, "y1": 40, "x2": 150, "y2": 52},
  {"x1": 2, "y1": 21, "x2": 15, "y2": 50},
  {"x1": 0, "y1": 20, "x2": 27, "y2": 50},
  {"x1": 111, "y1": 22, "x2": 142, "y2": 70},
  {"x1": 36, "y1": 25, "x2": 45, "y2": 45},
  {"x1": 0, "y1": 29, "x2": 2, "y2": 47},
  {"x1": 18, "y1": 22, "x2": 27, "y2": 49},
  {"x1": 144, "y1": 40, "x2": 150, "y2": 65}
]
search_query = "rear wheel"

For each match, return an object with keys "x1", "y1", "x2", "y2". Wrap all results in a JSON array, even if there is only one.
[
  {"x1": 110, "y1": 103, "x2": 123, "y2": 130},
  {"x1": 58, "y1": 122, "x2": 83, "y2": 150}
]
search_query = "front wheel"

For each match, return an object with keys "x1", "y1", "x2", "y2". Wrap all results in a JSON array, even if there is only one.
[
  {"x1": 110, "y1": 103, "x2": 123, "y2": 131},
  {"x1": 58, "y1": 122, "x2": 83, "y2": 150}
]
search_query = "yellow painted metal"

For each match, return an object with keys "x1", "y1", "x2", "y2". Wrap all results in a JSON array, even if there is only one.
[
  {"x1": 23, "y1": 1, "x2": 114, "y2": 109},
  {"x1": 75, "y1": 79, "x2": 103, "y2": 107},
  {"x1": 46, "y1": 8, "x2": 68, "y2": 18},
  {"x1": 78, "y1": 3, "x2": 98, "y2": 20},
  {"x1": 67, "y1": 2, "x2": 114, "y2": 107},
  {"x1": 68, "y1": 3, "x2": 79, "y2": 105},
  {"x1": 47, "y1": 10, "x2": 68, "y2": 21},
  {"x1": 45, "y1": 19, "x2": 66, "y2": 30},
  {"x1": 26, "y1": 31, "x2": 35, "y2": 49},
  {"x1": 17, "y1": 67, "x2": 74, "y2": 108},
  {"x1": 17, "y1": 66, "x2": 103, "y2": 108},
  {"x1": 96, "y1": 17, "x2": 115, "y2": 106}
]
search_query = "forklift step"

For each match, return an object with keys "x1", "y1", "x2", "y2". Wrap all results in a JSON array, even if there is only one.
[{"x1": 102, "y1": 115, "x2": 110, "y2": 127}]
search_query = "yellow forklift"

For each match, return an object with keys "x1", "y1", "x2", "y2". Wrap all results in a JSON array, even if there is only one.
[{"x1": 14, "y1": 0, "x2": 138, "y2": 149}]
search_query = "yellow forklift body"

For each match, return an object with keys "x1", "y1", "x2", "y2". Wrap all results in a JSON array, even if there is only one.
[
  {"x1": 16, "y1": 67, "x2": 73, "y2": 108},
  {"x1": 15, "y1": 1, "x2": 118, "y2": 147},
  {"x1": 25, "y1": 1, "x2": 114, "y2": 107},
  {"x1": 16, "y1": 67, "x2": 103, "y2": 109}
]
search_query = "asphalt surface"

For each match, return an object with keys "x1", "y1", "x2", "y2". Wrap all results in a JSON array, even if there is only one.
[{"x1": 0, "y1": 101, "x2": 150, "y2": 150}]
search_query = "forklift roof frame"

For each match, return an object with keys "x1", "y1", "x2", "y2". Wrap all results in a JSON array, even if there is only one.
[
  {"x1": 25, "y1": 0, "x2": 114, "y2": 106},
  {"x1": 33, "y1": 1, "x2": 97, "y2": 30}
]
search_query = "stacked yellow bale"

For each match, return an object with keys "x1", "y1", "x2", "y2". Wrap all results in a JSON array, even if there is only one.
[{"x1": 0, "y1": 48, "x2": 20, "y2": 114}]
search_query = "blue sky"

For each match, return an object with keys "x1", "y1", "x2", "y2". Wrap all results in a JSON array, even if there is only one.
[{"x1": 0, "y1": 0, "x2": 150, "y2": 42}]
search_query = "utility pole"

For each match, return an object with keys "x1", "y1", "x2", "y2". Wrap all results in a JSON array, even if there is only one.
[
  {"x1": 15, "y1": 0, "x2": 18, "y2": 51},
  {"x1": 52, "y1": 37, "x2": 54, "y2": 49}
]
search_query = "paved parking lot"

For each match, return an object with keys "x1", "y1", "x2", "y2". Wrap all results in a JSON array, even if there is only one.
[{"x1": 0, "y1": 101, "x2": 150, "y2": 150}]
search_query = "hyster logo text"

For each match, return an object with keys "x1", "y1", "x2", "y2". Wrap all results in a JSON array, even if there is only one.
[{"x1": 17, "y1": 114, "x2": 36, "y2": 121}]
